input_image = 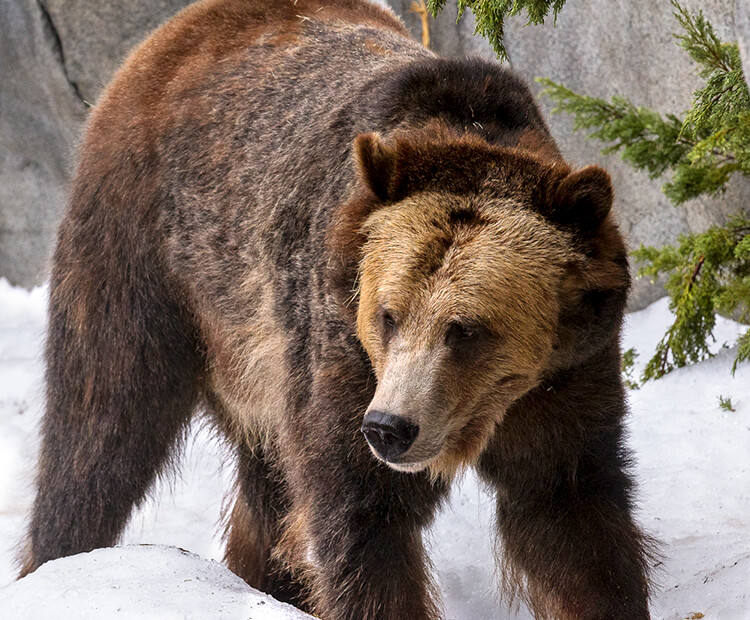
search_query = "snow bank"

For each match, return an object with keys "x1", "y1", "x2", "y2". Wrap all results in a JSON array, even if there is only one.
[
  {"x1": 623, "y1": 298, "x2": 750, "y2": 620},
  {"x1": 2, "y1": 544, "x2": 312, "y2": 619},
  {"x1": 1, "y1": 278, "x2": 748, "y2": 619}
]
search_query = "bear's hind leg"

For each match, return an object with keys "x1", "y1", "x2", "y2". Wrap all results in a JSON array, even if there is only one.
[
  {"x1": 20, "y1": 221, "x2": 204, "y2": 577},
  {"x1": 224, "y1": 442, "x2": 309, "y2": 610}
]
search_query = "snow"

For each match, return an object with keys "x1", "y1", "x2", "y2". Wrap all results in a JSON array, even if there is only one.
[
  {"x1": 0, "y1": 278, "x2": 748, "y2": 619},
  {"x1": 2, "y1": 545, "x2": 313, "y2": 619}
]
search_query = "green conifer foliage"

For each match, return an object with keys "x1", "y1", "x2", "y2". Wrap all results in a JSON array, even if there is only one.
[
  {"x1": 633, "y1": 215, "x2": 750, "y2": 379},
  {"x1": 537, "y1": 1, "x2": 750, "y2": 380},
  {"x1": 537, "y1": 2, "x2": 750, "y2": 205},
  {"x1": 425, "y1": 0, "x2": 566, "y2": 61}
]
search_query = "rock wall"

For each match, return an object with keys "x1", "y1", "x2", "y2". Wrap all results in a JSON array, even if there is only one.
[
  {"x1": 2, "y1": 0, "x2": 749, "y2": 306},
  {"x1": 1, "y1": 0, "x2": 84, "y2": 287},
  {"x1": 738, "y1": 0, "x2": 750, "y2": 89},
  {"x1": 0, "y1": 0, "x2": 191, "y2": 287}
]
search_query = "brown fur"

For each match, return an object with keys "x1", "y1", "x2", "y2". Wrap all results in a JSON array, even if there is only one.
[{"x1": 21, "y1": 1, "x2": 652, "y2": 618}]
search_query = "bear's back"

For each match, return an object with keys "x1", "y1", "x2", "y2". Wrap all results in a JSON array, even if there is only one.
[{"x1": 85, "y1": 0, "x2": 422, "y2": 158}]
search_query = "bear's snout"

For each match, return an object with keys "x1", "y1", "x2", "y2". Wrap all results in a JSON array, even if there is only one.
[{"x1": 361, "y1": 410, "x2": 419, "y2": 461}]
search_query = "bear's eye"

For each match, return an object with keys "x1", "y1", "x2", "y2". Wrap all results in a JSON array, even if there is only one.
[
  {"x1": 380, "y1": 309, "x2": 398, "y2": 342},
  {"x1": 445, "y1": 321, "x2": 481, "y2": 349}
]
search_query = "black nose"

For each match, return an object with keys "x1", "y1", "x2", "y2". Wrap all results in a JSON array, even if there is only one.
[{"x1": 361, "y1": 410, "x2": 419, "y2": 461}]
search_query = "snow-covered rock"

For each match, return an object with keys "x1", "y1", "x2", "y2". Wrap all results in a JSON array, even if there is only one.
[{"x1": 2, "y1": 544, "x2": 313, "y2": 619}]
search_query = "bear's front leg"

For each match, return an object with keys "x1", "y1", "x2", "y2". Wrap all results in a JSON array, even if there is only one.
[
  {"x1": 284, "y1": 454, "x2": 446, "y2": 620},
  {"x1": 278, "y1": 364, "x2": 448, "y2": 620},
  {"x1": 478, "y1": 351, "x2": 653, "y2": 620},
  {"x1": 307, "y1": 494, "x2": 442, "y2": 619}
]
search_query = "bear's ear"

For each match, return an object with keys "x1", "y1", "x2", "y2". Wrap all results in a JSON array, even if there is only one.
[
  {"x1": 354, "y1": 133, "x2": 397, "y2": 202},
  {"x1": 547, "y1": 165, "x2": 613, "y2": 230}
]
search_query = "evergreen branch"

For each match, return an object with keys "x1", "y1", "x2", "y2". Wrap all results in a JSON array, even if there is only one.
[
  {"x1": 634, "y1": 216, "x2": 750, "y2": 380},
  {"x1": 676, "y1": 135, "x2": 737, "y2": 164},
  {"x1": 538, "y1": 2, "x2": 750, "y2": 206},
  {"x1": 674, "y1": 0, "x2": 750, "y2": 163},
  {"x1": 688, "y1": 255, "x2": 706, "y2": 291},
  {"x1": 452, "y1": 0, "x2": 750, "y2": 381},
  {"x1": 734, "y1": 330, "x2": 750, "y2": 374},
  {"x1": 658, "y1": 338, "x2": 670, "y2": 376},
  {"x1": 648, "y1": 253, "x2": 707, "y2": 379},
  {"x1": 671, "y1": 0, "x2": 731, "y2": 75},
  {"x1": 538, "y1": 78, "x2": 691, "y2": 179},
  {"x1": 426, "y1": 0, "x2": 567, "y2": 60}
]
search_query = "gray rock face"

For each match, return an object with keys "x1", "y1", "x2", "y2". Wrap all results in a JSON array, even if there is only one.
[
  {"x1": 1, "y1": 0, "x2": 85, "y2": 286},
  {"x1": 737, "y1": 0, "x2": 750, "y2": 89},
  {"x1": 0, "y1": 0, "x2": 190, "y2": 287},
  {"x1": 390, "y1": 0, "x2": 494, "y2": 58}
]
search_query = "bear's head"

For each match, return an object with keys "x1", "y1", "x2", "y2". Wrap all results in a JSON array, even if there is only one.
[{"x1": 328, "y1": 124, "x2": 629, "y2": 478}]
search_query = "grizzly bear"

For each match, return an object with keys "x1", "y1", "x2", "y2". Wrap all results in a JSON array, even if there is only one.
[{"x1": 20, "y1": 0, "x2": 653, "y2": 618}]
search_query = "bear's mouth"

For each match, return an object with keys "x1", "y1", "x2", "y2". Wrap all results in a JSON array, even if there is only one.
[
  {"x1": 387, "y1": 459, "x2": 434, "y2": 473},
  {"x1": 369, "y1": 440, "x2": 444, "y2": 472}
]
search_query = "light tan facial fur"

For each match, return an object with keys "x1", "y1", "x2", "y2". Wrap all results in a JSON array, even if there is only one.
[{"x1": 357, "y1": 191, "x2": 579, "y2": 479}]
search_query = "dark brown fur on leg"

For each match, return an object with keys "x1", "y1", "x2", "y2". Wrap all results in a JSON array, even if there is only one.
[
  {"x1": 479, "y1": 347, "x2": 653, "y2": 619},
  {"x1": 224, "y1": 443, "x2": 309, "y2": 610},
  {"x1": 20, "y1": 151, "x2": 204, "y2": 577},
  {"x1": 287, "y1": 466, "x2": 444, "y2": 620}
]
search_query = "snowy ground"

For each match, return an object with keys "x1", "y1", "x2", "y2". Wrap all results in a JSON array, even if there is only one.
[
  {"x1": 3, "y1": 545, "x2": 314, "y2": 619},
  {"x1": 0, "y1": 277, "x2": 748, "y2": 619}
]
